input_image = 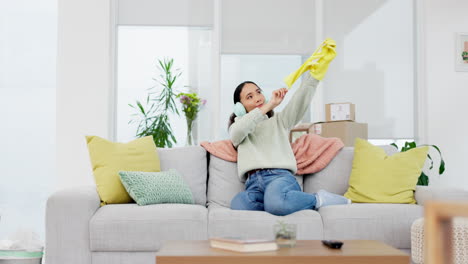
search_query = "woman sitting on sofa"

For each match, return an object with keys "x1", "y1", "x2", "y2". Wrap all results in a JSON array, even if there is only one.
[{"x1": 228, "y1": 39, "x2": 350, "y2": 216}]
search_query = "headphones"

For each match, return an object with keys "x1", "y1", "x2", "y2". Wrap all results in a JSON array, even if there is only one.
[{"x1": 233, "y1": 93, "x2": 269, "y2": 117}]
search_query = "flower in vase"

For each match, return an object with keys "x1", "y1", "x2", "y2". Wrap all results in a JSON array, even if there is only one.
[{"x1": 176, "y1": 92, "x2": 206, "y2": 145}]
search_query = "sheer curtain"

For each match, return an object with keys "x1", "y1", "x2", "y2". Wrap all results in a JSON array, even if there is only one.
[{"x1": 0, "y1": 0, "x2": 57, "y2": 240}]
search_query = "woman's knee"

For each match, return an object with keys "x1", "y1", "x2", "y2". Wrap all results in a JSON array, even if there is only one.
[
  {"x1": 264, "y1": 198, "x2": 293, "y2": 216},
  {"x1": 231, "y1": 192, "x2": 263, "y2": 211},
  {"x1": 230, "y1": 192, "x2": 248, "y2": 210}
]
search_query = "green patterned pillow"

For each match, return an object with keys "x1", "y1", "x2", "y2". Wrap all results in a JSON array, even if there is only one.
[{"x1": 118, "y1": 169, "x2": 194, "y2": 205}]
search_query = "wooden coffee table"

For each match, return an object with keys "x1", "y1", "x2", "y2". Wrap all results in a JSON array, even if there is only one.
[{"x1": 156, "y1": 240, "x2": 409, "y2": 264}]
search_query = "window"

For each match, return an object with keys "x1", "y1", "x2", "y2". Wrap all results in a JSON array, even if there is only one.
[{"x1": 116, "y1": 26, "x2": 212, "y2": 146}]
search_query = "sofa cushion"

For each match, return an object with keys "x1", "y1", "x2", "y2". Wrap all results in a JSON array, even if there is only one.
[
  {"x1": 207, "y1": 155, "x2": 244, "y2": 208},
  {"x1": 208, "y1": 205, "x2": 322, "y2": 240},
  {"x1": 89, "y1": 204, "x2": 208, "y2": 251},
  {"x1": 319, "y1": 203, "x2": 423, "y2": 249},
  {"x1": 304, "y1": 145, "x2": 398, "y2": 195},
  {"x1": 344, "y1": 139, "x2": 428, "y2": 204},
  {"x1": 207, "y1": 155, "x2": 304, "y2": 208},
  {"x1": 119, "y1": 169, "x2": 194, "y2": 205},
  {"x1": 157, "y1": 146, "x2": 207, "y2": 206},
  {"x1": 86, "y1": 135, "x2": 161, "y2": 205}
]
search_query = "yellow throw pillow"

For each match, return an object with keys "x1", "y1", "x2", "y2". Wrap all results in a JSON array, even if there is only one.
[
  {"x1": 344, "y1": 138, "x2": 428, "y2": 204},
  {"x1": 86, "y1": 136, "x2": 161, "y2": 205}
]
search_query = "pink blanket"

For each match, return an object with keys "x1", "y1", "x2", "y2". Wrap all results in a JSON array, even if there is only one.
[{"x1": 200, "y1": 134, "x2": 344, "y2": 175}]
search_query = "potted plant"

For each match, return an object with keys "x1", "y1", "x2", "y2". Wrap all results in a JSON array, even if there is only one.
[
  {"x1": 273, "y1": 220, "x2": 297, "y2": 247},
  {"x1": 391, "y1": 141, "x2": 445, "y2": 185},
  {"x1": 462, "y1": 51, "x2": 468, "y2": 63},
  {"x1": 129, "y1": 58, "x2": 181, "y2": 148}
]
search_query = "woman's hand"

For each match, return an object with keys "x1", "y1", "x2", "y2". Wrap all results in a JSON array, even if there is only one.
[
  {"x1": 259, "y1": 88, "x2": 288, "y2": 114},
  {"x1": 269, "y1": 88, "x2": 288, "y2": 108}
]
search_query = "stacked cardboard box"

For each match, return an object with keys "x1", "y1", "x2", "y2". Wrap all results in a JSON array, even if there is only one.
[
  {"x1": 290, "y1": 102, "x2": 368, "y2": 147},
  {"x1": 325, "y1": 102, "x2": 355, "y2": 122}
]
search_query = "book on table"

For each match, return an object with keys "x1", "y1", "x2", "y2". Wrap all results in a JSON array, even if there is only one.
[{"x1": 209, "y1": 237, "x2": 278, "y2": 252}]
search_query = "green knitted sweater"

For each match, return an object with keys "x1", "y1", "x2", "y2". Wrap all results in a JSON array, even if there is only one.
[{"x1": 229, "y1": 75, "x2": 320, "y2": 181}]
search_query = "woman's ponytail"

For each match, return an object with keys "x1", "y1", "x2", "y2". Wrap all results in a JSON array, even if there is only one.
[{"x1": 228, "y1": 113, "x2": 237, "y2": 129}]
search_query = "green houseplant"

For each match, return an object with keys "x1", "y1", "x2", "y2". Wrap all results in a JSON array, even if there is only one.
[
  {"x1": 129, "y1": 58, "x2": 181, "y2": 148},
  {"x1": 390, "y1": 141, "x2": 446, "y2": 186},
  {"x1": 273, "y1": 220, "x2": 296, "y2": 247},
  {"x1": 462, "y1": 51, "x2": 468, "y2": 63}
]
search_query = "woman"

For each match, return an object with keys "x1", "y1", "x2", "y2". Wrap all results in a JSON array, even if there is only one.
[{"x1": 228, "y1": 39, "x2": 350, "y2": 216}]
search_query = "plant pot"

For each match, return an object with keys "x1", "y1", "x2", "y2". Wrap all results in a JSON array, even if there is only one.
[{"x1": 273, "y1": 223, "x2": 297, "y2": 247}]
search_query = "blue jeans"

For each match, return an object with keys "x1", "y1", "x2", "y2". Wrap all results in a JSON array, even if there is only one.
[{"x1": 230, "y1": 169, "x2": 317, "y2": 216}]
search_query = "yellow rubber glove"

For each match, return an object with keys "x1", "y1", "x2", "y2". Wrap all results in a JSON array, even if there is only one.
[{"x1": 284, "y1": 38, "x2": 337, "y2": 88}]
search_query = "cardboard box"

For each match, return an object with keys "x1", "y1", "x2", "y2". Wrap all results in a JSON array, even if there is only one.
[
  {"x1": 326, "y1": 103, "x2": 355, "y2": 122},
  {"x1": 289, "y1": 123, "x2": 314, "y2": 143},
  {"x1": 290, "y1": 121, "x2": 368, "y2": 147}
]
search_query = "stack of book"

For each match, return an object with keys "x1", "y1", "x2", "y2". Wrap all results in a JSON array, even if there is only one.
[{"x1": 209, "y1": 237, "x2": 278, "y2": 253}]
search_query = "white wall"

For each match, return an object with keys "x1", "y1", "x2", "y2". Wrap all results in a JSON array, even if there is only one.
[
  {"x1": 424, "y1": 0, "x2": 468, "y2": 190},
  {"x1": 323, "y1": 0, "x2": 415, "y2": 139},
  {"x1": 56, "y1": 0, "x2": 111, "y2": 189}
]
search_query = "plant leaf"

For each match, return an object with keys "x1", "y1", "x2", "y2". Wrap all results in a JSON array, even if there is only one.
[
  {"x1": 136, "y1": 101, "x2": 145, "y2": 115},
  {"x1": 431, "y1": 144, "x2": 441, "y2": 153},
  {"x1": 439, "y1": 158, "x2": 446, "y2": 175},
  {"x1": 426, "y1": 145, "x2": 445, "y2": 175},
  {"x1": 402, "y1": 142, "x2": 408, "y2": 152},
  {"x1": 427, "y1": 154, "x2": 433, "y2": 170},
  {"x1": 417, "y1": 172, "x2": 429, "y2": 186}
]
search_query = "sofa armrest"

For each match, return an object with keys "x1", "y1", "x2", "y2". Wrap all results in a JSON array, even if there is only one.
[
  {"x1": 415, "y1": 186, "x2": 468, "y2": 206},
  {"x1": 46, "y1": 186, "x2": 100, "y2": 264}
]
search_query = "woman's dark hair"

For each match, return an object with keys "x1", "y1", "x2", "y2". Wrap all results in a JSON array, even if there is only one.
[{"x1": 228, "y1": 81, "x2": 274, "y2": 129}]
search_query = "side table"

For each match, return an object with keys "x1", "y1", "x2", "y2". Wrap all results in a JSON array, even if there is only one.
[{"x1": 411, "y1": 217, "x2": 468, "y2": 264}]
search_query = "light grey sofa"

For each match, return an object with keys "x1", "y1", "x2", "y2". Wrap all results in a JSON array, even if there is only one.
[{"x1": 46, "y1": 145, "x2": 468, "y2": 264}]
